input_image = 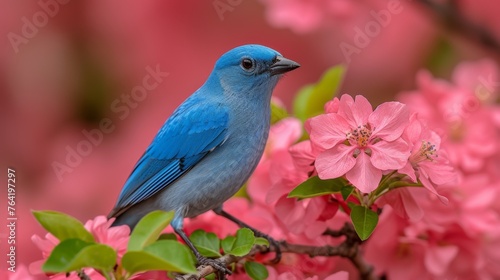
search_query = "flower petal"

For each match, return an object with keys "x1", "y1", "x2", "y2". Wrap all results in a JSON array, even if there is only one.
[
  {"x1": 316, "y1": 145, "x2": 356, "y2": 179},
  {"x1": 421, "y1": 160, "x2": 456, "y2": 186},
  {"x1": 369, "y1": 102, "x2": 409, "y2": 141},
  {"x1": 402, "y1": 113, "x2": 422, "y2": 145},
  {"x1": 424, "y1": 245, "x2": 459, "y2": 275},
  {"x1": 324, "y1": 97, "x2": 340, "y2": 113},
  {"x1": 309, "y1": 114, "x2": 350, "y2": 149},
  {"x1": 289, "y1": 140, "x2": 316, "y2": 172},
  {"x1": 419, "y1": 174, "x2": 449, "y2": 204},
  {"x1": 275, "y1": 197, "x2": 305, "y2": 234},
  {"x1": 346, "y1": 152, "x2": 382, "y2": 193},
  {"x1": 370, "y1": 138, "x2": 410, "y2": 170},
  {"x1": 339, "y1": 94, "x2": 373, "y2": 126},
  {"x1": 324, "y1": 271, "x2": 349, "y2": 280},
  {"x1": 268, "y1": 117, "x2": 303, "y2": 151},
  {"x1": 380, "y1": 188, "x2": 423, "y2": 221},
  {"x1": 399, "y1": 162, "x2": 417, "y2": 182}
]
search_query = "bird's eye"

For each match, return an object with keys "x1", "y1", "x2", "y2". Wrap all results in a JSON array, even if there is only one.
[{"x1": 241, "y1": 58, "x2": 254, "y2": 70}]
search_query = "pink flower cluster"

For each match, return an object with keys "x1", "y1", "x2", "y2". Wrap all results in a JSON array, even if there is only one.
[
  {"x1": 365, "y1": 59, "x2": 500, "y2": 279},
  {"x1": 293, "y1": 94, "x2": 456, "y2": 209},
  {"x1": 399, "y1": 59, "x2": 500, "y2": 173}
]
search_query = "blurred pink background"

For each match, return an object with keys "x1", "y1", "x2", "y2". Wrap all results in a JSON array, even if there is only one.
[{"x1": 1, "y1": 0, "x2": 499, "y2": 278}]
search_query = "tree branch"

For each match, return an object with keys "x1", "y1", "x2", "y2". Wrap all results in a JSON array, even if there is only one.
[
  {"x1": 415, "y1": 0, "x2": 500, "y2": 51},
  {"x1": 176, "y1": 223, "x2": 376, "y2": 280}
]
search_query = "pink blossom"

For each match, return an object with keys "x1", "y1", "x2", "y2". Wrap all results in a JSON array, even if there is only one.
[
  {"x1": 398, "y1": 114, "x2": 456, "y2": 204},
  {"x1": 398, "y1": 60, "x2": 500, "y2": 172},
  {"x1": 84, "y1": 215, "x2": 130, "y2": 256},
  {"x1": 309, "y1": 94, "x2": 410, "y2": 193},
  {"x1": 30, "y1": 216, "x2": 130, "y2": 279}
]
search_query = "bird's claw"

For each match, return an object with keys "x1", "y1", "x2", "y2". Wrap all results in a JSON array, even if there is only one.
[
  {"x1": 197, "y1": 255, "x2": 232, "y2": 278},
  {"x1": 257, "y1": 233, "x2": 282, "y2": 264},
  {"x1": 269, "y1": 238, "x2": 282, "y2": 264}
]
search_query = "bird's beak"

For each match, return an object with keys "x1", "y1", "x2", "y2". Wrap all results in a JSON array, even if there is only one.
[{"x1": 270, "y1": 56, "x2": 300, "y2": 76}]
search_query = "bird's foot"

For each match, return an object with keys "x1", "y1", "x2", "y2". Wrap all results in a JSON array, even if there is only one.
[
  {"x1": 197, "y1": 255, "x2": 232, "y2": 279},
  {"x1": 255, "y1": 232, "x2": 282, "y2": 264},
  {"x1": 76, "y1": 270, "x2": 90, "y2": 280}
]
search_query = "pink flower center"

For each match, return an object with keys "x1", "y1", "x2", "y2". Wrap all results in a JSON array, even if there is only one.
[
  {"x1": 409, "y1": 140, "x2": 437, "y2": 165},
  {"x1": 346, "y1": 124, "x2": 372, "y2": 147}
]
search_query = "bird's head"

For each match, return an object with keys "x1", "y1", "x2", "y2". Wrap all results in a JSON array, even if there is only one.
[{"x1": 211, "y1": 44, "x2": 300, "y2": 98}]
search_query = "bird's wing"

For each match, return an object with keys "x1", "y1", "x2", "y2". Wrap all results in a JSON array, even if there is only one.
[{"x1": 110, "y1": 100, "x2": 229, "y2": 216}]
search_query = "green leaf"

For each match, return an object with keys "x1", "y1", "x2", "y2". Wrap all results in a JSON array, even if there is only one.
[
  {"x1": 43, "y1": 239, "x2": 116, "y2": 273},
  {"x1": 205, "y1": 273, "x2": 216, "y2": 280},
  {"x1": 245, "y1": 261, "x2": 269, "y2": 280},
  {"x1": 221, "y1": 235, "x2": 236, "y2": 254},
  {"x1": 341, "y1": 186, "x2": 354, "y2": 201},
  {"x1": 128, "y1": 210, "x2": 174, "y2": 251},
  {"x1": 32, "y1": 210, "x2": 94, "y2": 243},
  {"x1": 234, "y1": 183, "x2": 249, "y2": 199},
  {"x1": 425, "y1": 38, "x2": 457, "y2": 75},
  {"x1": 158, "y1": 233, "x2": 178, "y2": 241},
  {"x1": 288, "y1": 176, "x2": 346, "y2": 199},
  {"x1": 270, "y1": 101, "x2": 289, "y2": 124},
  {"x1": 350, "y1": 205, "x2": 379, "y2": 241},
  {"x1": 293, "y1": 65, "x2": 346, "y2": 121},
  {"x1": 293, "y1": 85, "x2": 314, "y2": 121},
  {"x1": 122, "y1": 240, "x2": 197, "y2": 274},
  {"x1": 190, "y1": 230, "x2": 221, "y2": 258},
  {"x1": 254, "y1": 237, "x2": 269, "y2": 247},
  {"x1": 227, "y1": 228, "x2": 255, "y2": 256}
]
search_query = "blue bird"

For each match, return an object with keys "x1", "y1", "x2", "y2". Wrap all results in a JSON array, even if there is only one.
[{"x1": 109, "y1": 44, "x2": 299, "y2": 274}]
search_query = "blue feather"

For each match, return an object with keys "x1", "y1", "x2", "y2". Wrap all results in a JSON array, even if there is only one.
[{"x1": 114, "y1": 98, "x2": 229, "y2": 210}]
